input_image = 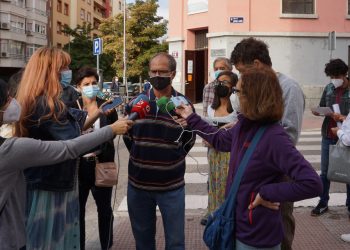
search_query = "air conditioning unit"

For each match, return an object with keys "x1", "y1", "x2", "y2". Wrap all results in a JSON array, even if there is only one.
[
  {"x1": 0, "y1": 22, "x2": 10, "y2": 30},
  {"x1": 0, "y1": 52, "x2": 9, "y2": 58}
]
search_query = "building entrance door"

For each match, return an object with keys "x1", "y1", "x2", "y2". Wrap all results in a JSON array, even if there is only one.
[{"x1": 184, "y1": 49, "x2": 208, "y2": 103}]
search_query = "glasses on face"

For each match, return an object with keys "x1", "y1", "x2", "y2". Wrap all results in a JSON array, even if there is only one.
[
  {"x1": 214, "y1": 80, "x2": 231, "y2": 86},
  {"x1": 149, "y1": 70, "x2": 172, "y2": 77},
  {"x1": 231, "y1": 87, "x2": 242, "y2": 95}
]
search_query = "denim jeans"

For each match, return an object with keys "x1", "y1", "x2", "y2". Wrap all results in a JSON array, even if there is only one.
[
  {"x1": 236, "y1": 240, "x2": 281, "y2": 250},
  {"x1": 320, "y1": 137, "x2": 350, "y2": 208},
  {"x1": 127, "y1": 183, "x2": 185, "y2": 250}
]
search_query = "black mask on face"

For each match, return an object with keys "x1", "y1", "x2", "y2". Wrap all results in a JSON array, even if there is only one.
[
  {"x1": 216, "y1": 84, "x2": 230, "y2": 97},
  {"x1": 149, "y1": 76, "x2": 171, "y2": 91}
]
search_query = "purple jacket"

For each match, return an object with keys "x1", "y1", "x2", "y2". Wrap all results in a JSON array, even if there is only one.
[{"x1": 187, "y1": 113, "x2": 322, "y2": 248}]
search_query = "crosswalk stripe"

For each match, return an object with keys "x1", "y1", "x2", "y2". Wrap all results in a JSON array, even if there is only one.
[
  {"x1": 304, "y1": 155, "x2": 321, "y2": 164},
  {"x1": 186, "y1": 156, "x2": 208, "y2": 165},
  {"x1": 299, "y1": 137, "x2": 321, "y2": 142},
  {"x1": 117, "y1": 193, "x2": 346, "y2": 212},
  {"x1": 300, "y1": 131, "x2": 321, "y2": 136},
  {"x1": 296, "y1": 145, "x2": 320, "y2": 151}
]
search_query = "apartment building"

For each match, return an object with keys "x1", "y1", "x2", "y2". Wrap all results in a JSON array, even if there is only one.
[
  {"x1": 49, "y1": 0, "x2": 123, "y2": 48},
  {"x1": 168, "y1": 0, "x2": 350, "y2": 104},
  {"x1": 0, "y1": 0, "x2": 123, "y2": 79},
  {"x1": 0, "y1": 0, "x2": 48, "y2": 78}
]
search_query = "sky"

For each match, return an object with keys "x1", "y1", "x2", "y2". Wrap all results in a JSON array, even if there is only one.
[{"x1": 126, "y1": 0, "x2": 169, "y2": 20}]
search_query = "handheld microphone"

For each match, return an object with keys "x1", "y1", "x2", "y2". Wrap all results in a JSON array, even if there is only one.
[
  {"x1": 156, "y1": 96, "x2": 175, "y2": 113},
  {"x1": 128, "y1": 95, "x2": 150, "y2": 120}
]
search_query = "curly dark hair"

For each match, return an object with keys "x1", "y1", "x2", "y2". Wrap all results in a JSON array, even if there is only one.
[
  {"x1": 211, "y1": 71, "x2": 238, "y2": 113},
  {"x1": 74, "y1": 67, "x2": 99, "y2": 86},
  {"x1": 230, "y1": 37, "x2": 272, "y2": 67},
  {"x1": 324, "y1": 59, "x2": 348, "y2": 77}
]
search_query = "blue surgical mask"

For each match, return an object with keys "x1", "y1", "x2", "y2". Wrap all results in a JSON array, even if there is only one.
[
  {"x1": 0, "y1": 98, "x2": 22, "y2": 124},
  {"x1": 82, "y1": 85, "x2": 99, "y2": 99},
  {"x1": 60, "y1": 70, "x2": 72, "y2": 87},
  {"x1": 214, "y1": 70, "x2": 223, "y2": 79}
]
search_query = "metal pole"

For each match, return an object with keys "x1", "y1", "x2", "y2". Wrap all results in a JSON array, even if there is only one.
[
  {"x1": 97, "y1": 54, "x2": 101, "y2": 90},
  {"x1": 123, "y1": 0, "x2": 128, "y2": 101}
]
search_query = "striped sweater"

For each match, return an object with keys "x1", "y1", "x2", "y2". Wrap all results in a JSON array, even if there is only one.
[{"x1": 124, "y1": 89, "x2": 195, "y2": 191}]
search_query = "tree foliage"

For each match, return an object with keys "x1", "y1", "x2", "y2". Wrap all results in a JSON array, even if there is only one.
[
  {"x1": 99, "y1": 0, "x2": 168, "y2": 82},
  {"x1": 62, "y1": 22, "x2": 115, "y2": 83}
]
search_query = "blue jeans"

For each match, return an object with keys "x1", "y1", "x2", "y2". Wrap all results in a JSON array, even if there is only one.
[
  {"x1": 320, "y1": 137, "x2": 350, "y2": 208},
  {"x1": 127, "y1": 184, "x2": 185, "y2": 250},
  {"x1": 236, "y1": 240, "x2": 281, "y2": 250}
]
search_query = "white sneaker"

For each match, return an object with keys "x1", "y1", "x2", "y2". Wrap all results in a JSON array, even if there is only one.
[{"x1": 341, "y1": 233, "x2": 350, "y2": 242}]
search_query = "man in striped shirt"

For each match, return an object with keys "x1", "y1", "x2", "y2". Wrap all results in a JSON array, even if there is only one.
[{"x1": 124, "y1": 52, "x2": 195, "y2": 250}]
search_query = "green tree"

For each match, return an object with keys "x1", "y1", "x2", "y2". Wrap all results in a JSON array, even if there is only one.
[
  {"x1": 62, "y1": 22, "x2": 115, "y2": 84},
  {"x1": 99, "y1": 0, "x2": 168, "y2": 83}
]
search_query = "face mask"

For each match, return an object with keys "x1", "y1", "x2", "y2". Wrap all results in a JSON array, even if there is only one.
[
  {"x1": 214, "y1": 70, "x2": 223, "y2": 79},
  {"x1": 230, "y1": 93, "x2": 240, "y2": 112},
  {"x1": 150, "y1": 76, "x2": 171, "y2": 91},
  {"x1": 216, "y1": 84, "x2": 230, "y2": 97},
  {"x1": 1, "y1": 98, "x2": 21, "y2": 124},
  {"x1": 60, "y1": 70, "x2": 72, "y2": 87},
  {"x1": 331, "y1": 79, "x2": 343, "y2": 88},
  {"x1": 82, "y1": 85, "x2": 99, "y2": 99}
]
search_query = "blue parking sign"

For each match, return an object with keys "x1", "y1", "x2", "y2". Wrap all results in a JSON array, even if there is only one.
[{"x1": 93, "y1": 38, "x2": 102, "y2": 55}]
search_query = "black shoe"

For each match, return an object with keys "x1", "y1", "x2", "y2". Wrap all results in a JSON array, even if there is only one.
[
  {"x1": 200, "y1": 214, "x2": 209, "y2": 226},
  {"x1": 311, "y1": 202, "x2": 328, "y2": 216}
]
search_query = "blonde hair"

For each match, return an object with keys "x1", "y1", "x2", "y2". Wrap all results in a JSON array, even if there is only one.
[{"x1": 16, "y1": 47, "x2": 71, "y2": 136}]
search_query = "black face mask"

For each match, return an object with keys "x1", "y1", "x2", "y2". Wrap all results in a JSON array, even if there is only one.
[
  {"x1": 150, "y1": 76, "x2": 171, "y2": 91},
  {"x1": 216, "y1": 85, "x2": 230, "y2": 97}
]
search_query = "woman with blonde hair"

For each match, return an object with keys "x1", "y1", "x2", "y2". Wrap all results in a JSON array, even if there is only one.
[
  {"x1": 176, "y1": 67, "x2": 322, "y2": 249},
  {"x1": 16, "y1": 47, "x2": 86, "y2": 249}
]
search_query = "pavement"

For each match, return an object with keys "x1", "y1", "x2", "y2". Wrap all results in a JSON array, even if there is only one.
[{"x1": 84, "y1": 105, "x2": 350, "y2": 250}]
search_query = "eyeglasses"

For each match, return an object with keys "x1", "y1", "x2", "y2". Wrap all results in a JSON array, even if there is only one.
[
  {"x1": 231, "y1": 87, "x2": 242, "y2": 94},
  {"x1": 214, "y1": 80, "x2": 232, "y2": 86},
  {"x1": 149, "y1": 70, "x2": 173, "y2": 77}
]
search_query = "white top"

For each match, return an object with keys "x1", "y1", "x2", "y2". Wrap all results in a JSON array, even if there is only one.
[
  {"x1": 337, "y1": 114, "x2": 350, "y2": 146},
  {"x1": 206, "y1": 105, "x2": 237, "y2": 125}
]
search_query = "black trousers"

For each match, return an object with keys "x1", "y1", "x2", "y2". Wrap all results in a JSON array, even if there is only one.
[{"x1": 79, "y1": 158, "x2": 114, "y2": 250}]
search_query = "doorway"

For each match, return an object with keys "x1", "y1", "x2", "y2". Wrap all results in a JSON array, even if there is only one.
[{"x1": 184, "y1": 49, "x2": 208, "y2": 103}]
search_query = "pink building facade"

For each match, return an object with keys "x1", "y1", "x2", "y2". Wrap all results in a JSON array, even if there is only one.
[{"x1": 167, "y1": 0, "x2": 350, "y2": 104}]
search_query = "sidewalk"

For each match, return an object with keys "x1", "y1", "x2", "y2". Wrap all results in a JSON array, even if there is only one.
[{"x1": 85, "y1": 105, "x2": 350, "y2": 249}]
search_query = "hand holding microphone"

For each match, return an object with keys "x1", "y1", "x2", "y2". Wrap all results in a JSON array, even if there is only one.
[
  {"x1": 175, "y1": 103, "x2": 193, "y2": 119},
  {"x1": 128, "y1": 94, "x2": 151, "y2": 120},
  {"x1": 109, "y1": 119, "x2": 133, "y2": 135}
]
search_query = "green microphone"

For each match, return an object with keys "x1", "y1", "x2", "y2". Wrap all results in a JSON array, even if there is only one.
[{"x1": 156, "y1": 96, "x2": 175, "y2": 113}]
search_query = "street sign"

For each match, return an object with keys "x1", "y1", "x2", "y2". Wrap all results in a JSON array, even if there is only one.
[
  {"x1": 93, "y1": 38, "x2": 103, "y2": 55},
  {"x1": 230, "y1": 17, "x2": 244, "y2": 23}
]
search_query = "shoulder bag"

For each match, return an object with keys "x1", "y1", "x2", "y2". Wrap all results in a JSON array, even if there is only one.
[
  {"x1": 95, "y1": 159, "x2": 119, "y2": 187},
  {"x1": 203, "y1": 126, "x2": 267, "y2": 250},
  {"x1": 327, "y1": 140, "x2": 350, "y2": 184}
]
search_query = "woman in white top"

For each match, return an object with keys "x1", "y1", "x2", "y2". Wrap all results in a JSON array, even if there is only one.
[{"x1": 201, "y1": 71, "x2": 238, "y2": 225}]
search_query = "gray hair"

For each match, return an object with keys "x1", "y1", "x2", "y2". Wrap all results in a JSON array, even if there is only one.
[
  {"x1": 213, "y1": 57, "x2": 232, "y2": 71},
  {"x1": 149, "y1": 52, "x2": 177, "y2": 72}
]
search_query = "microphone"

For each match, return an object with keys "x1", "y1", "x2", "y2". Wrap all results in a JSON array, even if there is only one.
[
  {"x1": 156, "y1": 96, "x2": 175, "y2": 113},
  {"x1": 128, "y1": 95, "x2": 150, "y2": 120}
]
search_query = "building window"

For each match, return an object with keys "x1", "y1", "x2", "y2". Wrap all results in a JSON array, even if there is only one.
[
  {"x1": 282, "y1": 0, "x2": 314, "y2": 14},
  {"x1": 80, "y1": 9, "x2": 85, "y2": 20},
  {"x1": 87, "y1": 12, "x2": 91, "y2": 22},
  {"x1": 64, "y1": 3, "x2": 69, "y2": 15},
  {"x1": 348, "y1": 0, "x2": 350, "y2": 15},
  {"x1": 57, "y1": 0, "x2": 62, "y2": 13},
  {"x1": 119, "y1": 1, "x2": 122, "y2": 10},
  {"x1": 57, "y1": 21, "x2": 62, "y2": 34}
]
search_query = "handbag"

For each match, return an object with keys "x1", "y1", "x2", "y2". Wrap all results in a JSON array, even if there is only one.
[
  {"x1": 327, "y1": 141, "x2": 350, "y2": 184},
  {"x1": 95, "y1": 160, "x2": 119, "y2": 187},
  {"x1": 203, "y1": 126, "x2": 267, "y2": 250}
]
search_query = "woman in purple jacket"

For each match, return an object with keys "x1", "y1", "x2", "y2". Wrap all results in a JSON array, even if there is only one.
[{"x1": 176, "y1": 67, "x2": 322, "y2": 249}]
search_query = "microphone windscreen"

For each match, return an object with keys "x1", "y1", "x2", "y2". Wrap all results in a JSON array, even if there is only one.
[
  {"x1": 131, "y1": 100, "x2": 150, "y2": 119},
  {"x1": 156, "y1": 96, "x2": 175, "y2": 113}
]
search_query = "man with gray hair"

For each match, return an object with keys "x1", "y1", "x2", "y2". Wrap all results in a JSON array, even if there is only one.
[{"x1": 202, "y1": 57, "x2": 233, "y2": 116}]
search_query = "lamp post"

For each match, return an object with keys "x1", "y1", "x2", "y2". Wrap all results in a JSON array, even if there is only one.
[{"x1": 123, "y1": 0, "x2": 128, "y2": 101}]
